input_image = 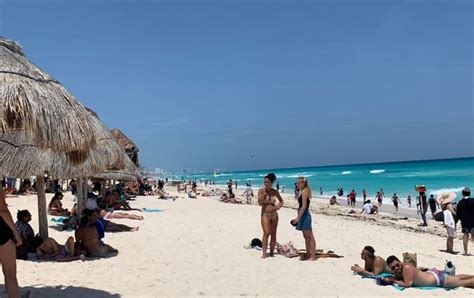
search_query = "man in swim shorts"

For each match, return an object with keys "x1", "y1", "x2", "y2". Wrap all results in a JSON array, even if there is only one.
[{"x1": 386, "y1": 256, "x2": 474, "y2": 288}]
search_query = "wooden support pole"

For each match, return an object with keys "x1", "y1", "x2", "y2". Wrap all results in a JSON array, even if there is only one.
[
  {"x1": 83, "y1": 178, "x2": 88, "y2": 200},
  {"x1": 36, "y1": 175, "x2": 48, "y2": 239},
  {"x1": 77, "y1": 177, "x2": 84, "y2": 216}
]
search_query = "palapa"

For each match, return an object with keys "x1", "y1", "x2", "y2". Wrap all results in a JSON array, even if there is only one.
[
  {"x1": 0, "y1": 109, "x2": 126, "y2": 178},
  {"x1": 111, "y1": 128, "x2": 139, "y2": 166},
  {"x1": 0, "y1": 37, "x2": 97, "y2": 159}
]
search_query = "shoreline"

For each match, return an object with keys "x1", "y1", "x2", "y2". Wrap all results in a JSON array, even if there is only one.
[{"x1": 194, "y1": 184, "x2": 453, "y2": 239}]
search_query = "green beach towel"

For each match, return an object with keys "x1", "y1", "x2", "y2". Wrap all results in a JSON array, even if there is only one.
[{"x1": 355, "y1": 273, "x2": 456, "y2": 291}]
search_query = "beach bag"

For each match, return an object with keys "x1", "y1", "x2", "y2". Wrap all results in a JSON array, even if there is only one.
[
  {"x1": 277, "y1": 242, "x2": 299, "y2": 258},
  {"x1": 62, "y1": 216, "x2": 79, "y2": 231},
  {"x1": 250, "y1": 238, "x2": 262, "y2": 248},
  {"x1": 434, "y1": 212, "x2": 444, "y2": 222},
  {"x1": 403, "y1": 252, "x2": 417, "y2": 267}
]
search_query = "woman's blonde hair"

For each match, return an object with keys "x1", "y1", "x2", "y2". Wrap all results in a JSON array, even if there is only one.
[{"x1": 297, "y1": 176, "x2": 312, "y2": 198}]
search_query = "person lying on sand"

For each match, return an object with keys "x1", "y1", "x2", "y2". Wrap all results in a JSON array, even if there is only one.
[
  {"x1": 36, "y1": 237, "x2": 85, "y2": 262},
  {"x1": 351, "y1": 246, "x2": 392, "y2": 276},
  {"x1": 100, "y1": 209, "x2": 144, "y2": 221},
  {"x1": 75, "y1": 216, "x2": 118, "y2": 258},
  {"x1": 385, "y1": 255, "x2": 474, "y2": 288}
]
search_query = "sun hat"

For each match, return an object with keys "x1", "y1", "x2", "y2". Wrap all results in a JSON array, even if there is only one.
[{"x1": 437, "y1": 192, "x2": 456, "y2": 205}]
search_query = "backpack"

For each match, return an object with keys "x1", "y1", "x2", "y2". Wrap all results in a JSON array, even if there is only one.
[
  {"x1": 434, "y1": 212, "x2": 444, "y2": 222},
  {"x1": 62, "y1": 216, "x2": 80, "y2": 231}
]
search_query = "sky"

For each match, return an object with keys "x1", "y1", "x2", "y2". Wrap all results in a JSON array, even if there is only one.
[{"x1": 1, "y1": 0, "x2": 472, "y2": 173}]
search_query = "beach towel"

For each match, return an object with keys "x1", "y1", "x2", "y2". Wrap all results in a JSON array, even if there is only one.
[
  {"x1": 142, "y1": 209, "x2": 163, "y2": 213},
  {"x1": 356, "y1": 273, "x2": 455, "y2": 291},
  {"x1": 51, "y1": 217, "x2": 66, "y2": 223}
]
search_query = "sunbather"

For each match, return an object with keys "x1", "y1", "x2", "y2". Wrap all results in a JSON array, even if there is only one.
[
  {"x1": 386, "y1": 255, "x2": 474, "y2": 288},
  {"x1": 48, "y1": 192, "x2": 70, "y2": 216},
  {"x1": 36, "y1": 237, "x2": 85, "y2": 262},
  {"x1": 351, "y1": 246, "x2": 392, "y2": 276},
  {"x1": 100, "y1": 209, "x2": 144, "y2": 221},
  {"x1": 75, "y1": 216, "x2": 118, "y2": 258}
]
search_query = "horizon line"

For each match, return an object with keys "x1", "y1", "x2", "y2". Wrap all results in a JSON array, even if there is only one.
[{"x1": 152, "y1": 155, "x2": 474, "y2": 176}]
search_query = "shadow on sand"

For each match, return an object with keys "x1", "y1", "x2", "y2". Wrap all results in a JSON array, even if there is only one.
[{"x1": 1, "y1": 285, "x2": 120, "y2": 297}]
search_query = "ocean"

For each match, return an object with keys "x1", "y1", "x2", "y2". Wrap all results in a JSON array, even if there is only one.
[{"x1": 167, "y1": 157, "x2": 474, "y2": 204}]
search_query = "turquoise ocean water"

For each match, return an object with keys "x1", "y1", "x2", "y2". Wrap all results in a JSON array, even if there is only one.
[{"x1": 169, "y1": 157, "x2": 473, "y2": 204}]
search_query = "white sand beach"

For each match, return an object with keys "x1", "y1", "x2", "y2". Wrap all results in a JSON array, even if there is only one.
[{"x1": 3, "y1": 188, "x2": 473, "y2": 297}]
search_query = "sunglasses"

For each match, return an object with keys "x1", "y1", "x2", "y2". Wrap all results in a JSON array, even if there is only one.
[{"x1": 389, "y1": 263, "x2": 401, "y2": 271}]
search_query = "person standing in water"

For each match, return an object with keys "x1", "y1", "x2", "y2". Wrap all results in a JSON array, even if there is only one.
[
  {"x1": 392, "y1": 193, "x2": 401, "y2": 212},
  {"x1": 407, "y1": 195, "x2": 412, "y2": 208},
  {"x1": 258, "y1": 173, "x2": 284, "y2": 259},
  {"x1": 291, "y1": 177, "x2": 317, "y2": 261}
]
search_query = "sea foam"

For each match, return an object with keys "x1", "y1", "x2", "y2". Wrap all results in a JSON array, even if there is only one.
[{"x1": 370, "y1": 169, "x2": 385, "y2": 174}]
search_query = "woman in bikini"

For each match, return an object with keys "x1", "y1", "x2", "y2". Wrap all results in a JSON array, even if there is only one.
[
  {"x1": 48, "y1": 192, "x2": 70, "y2": 216},
  {"x1": 291, "y1": 177, "x2": 317, "y2": 261},
  {"x1": 258, "y1": 173, "x2": 283, "y2": 258},
  {"x1": 0, "y1": 187, "x2": 22, "y2": 298}
]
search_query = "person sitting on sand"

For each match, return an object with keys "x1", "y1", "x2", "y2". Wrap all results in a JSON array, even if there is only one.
[
  {"x1": 106, "y1": 192, "x2": 133, "y2": 211},
  {"x1": 329, "y1": 196, "x2": 339, "y2": 205},
  {"x1": 258, "y1": 173, "x2": 284, "y2": 259},
  {"x1": 86, "y1": 208, "x2": 139, "y2": 233},
  {"x1": 75, "y1": 216, "x2": 118, "y2": 258},
  {"x1": 351, "y1": 246, "x2": 392, "y2": 276},
  {"x1": 36, "y1": 237, "x2": 85, "y2": 262},
  {"x1": 48, "y1": 192, "x2": 70, "y2": 216},
  {"x1": 385, "y1": 255, "x2": 474, "y2": 288},
  {"x1": 15, "y1": 210, "x2": 35, "y2": 253},
  {"x1": 361, "y1": 200, "x2": 377, "y2": 215}
]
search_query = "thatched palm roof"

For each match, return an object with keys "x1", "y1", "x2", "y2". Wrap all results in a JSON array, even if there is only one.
[
  {"x1": 111, "y1": 129, "x2": 138, "y2": 151},
  {"x1": 0, "y1": 37, "x2": 97, "y2": 156},
  {"x1": 90, "y1": 153, "x2": 142, "y2": 182},
  {"x1": 111, "y1": 128, "x2": 139, "y2": 167},
  {"x1": 0, "y1": 109, "x2": 126, "y2": 178}
]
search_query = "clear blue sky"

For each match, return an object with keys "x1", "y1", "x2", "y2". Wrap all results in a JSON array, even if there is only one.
[{"x1": 2, "y1": 0, "x2": 472, "y2": 172}]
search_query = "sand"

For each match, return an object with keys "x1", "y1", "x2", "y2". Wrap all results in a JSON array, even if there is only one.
[{"x1": 2, "y1": 188, "x2": 473, "y2": 297}]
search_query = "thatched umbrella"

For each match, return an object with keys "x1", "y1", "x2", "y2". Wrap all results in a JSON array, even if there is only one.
[
  {"x1": 0, "y1": 109, "x2": 125, "y2": 178},
  {"x1": 0, "y1": 37, "x2": 97, "y2": 159},
  {"x1": 0, "y1": 109, "x2": 126, "y2": 238},
  {"x1": 111, "y1": 128, "x2": 139, "y2": 166},
  {"x1": 91, "y1": 154, "x2": 142, "y2": 182}
]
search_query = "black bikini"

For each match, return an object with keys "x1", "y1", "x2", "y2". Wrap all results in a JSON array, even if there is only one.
[{"x1": 0, "y1": 216, "x2": 14, "y2": 246}]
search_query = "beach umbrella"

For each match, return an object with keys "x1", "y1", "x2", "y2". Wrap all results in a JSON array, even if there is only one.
[
  {"x1": 0, "y1": 37, "x2": 97, "y2": 160},
  {"x1": 0, "y1": 109, "x2": 125, "y2": 178},
  {"x1": 111, "y1": 128, "x2": 140, "y2": 167},
  {"x1": 90, "y1": 153, "x2": 142, "y2": 182},
  {"x1": 0, "y1": 109, "x2": 127, "y2": 238}
]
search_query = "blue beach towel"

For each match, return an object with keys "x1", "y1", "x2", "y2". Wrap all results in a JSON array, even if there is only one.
[
  {"x1": 51, "y1": 217, "x2": 66, "y2": 223},
  {"x1": 142, "y1": 209, "x2": 164, "y2": 213},
  {"x1": 355, "y1": 273, "x2": 456, "y2": 291}
]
